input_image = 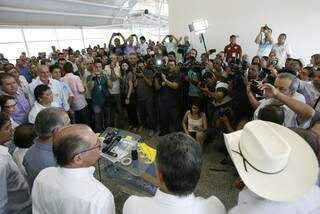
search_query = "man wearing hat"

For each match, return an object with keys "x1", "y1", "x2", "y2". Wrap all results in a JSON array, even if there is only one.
[{"x1": 225, "y1": 120, "x2": 320, "y2": 213}]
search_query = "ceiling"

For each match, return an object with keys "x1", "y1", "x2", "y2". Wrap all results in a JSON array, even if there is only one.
[{"x1": 0, "y1": 0, "x2": 136, "y2": 26}]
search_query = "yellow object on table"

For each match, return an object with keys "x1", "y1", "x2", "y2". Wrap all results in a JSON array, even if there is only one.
[{"x1": 138, "y1": 143, "x2": 157, "y2": 163}]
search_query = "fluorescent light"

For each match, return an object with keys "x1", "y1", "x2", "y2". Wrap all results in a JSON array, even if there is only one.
[{"x1": 192, "y1": 19, "x2": 208, "y2": 34}]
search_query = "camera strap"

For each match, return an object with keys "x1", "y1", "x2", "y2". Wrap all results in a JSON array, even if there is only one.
[{"x1": 313, "y1": 95, "x2": 320, "y2": 109}]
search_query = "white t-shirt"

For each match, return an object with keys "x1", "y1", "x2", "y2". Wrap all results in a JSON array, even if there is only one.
[
  {"x1": 254, "y1": 92, "x2": 310, "y2": 128},
  {"x1": 28, "y1": 101, "x2": 60, "y2": 124},
  {"x1": 104, "y1": 64, "x2": 121, "y2": 95},
  {"x1": 271, "y1": 43, "x2": 292, "y2": 68},
  {"x1": 138, "y1": 43, "x2": 149, "y2": 56},
  {"x1": 123, "y1": 189, "x2": 226, "y2": 214}
]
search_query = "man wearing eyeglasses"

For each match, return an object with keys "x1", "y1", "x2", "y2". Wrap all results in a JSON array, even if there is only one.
[{"x1": 32, "y1": 124, "x2": 115, "y2": 214}]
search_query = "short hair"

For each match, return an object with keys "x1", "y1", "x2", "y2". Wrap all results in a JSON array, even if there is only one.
[
  {"x1": 13, "y1": 123, "x2": 36, "y2": 148},
  {"x1": 53, "y1": 133, "x2": 88, "y2": 167},
  {"x1": 34, "y1": 107, "x2": 67, "y2": 139},
  {"x1": 156, "y1": 132, "x2": 202, "y2": 196},
  {"x1": 94, "y1": 59, "x2": 102, "y2": 65},
  {"x1": 49, "y1": 64, "x2": 61, "y2": 73},
  {"x1": 0, "y1": 73, "x2": 15, "y2": 85},
  {"x1": 258, "y1": 105, "x2": 284, "y2": 125},
  {"x1": 139, "y1": 36, "x2": 146, "y2": 41},
  {"x1": 0, "y1": 112, "x2": 10, "y2": 129},
  {"x1": 0, "y1": 95, "x2": 15, "y2": 109},
  {"x1": 63, "y1": 62, "x2": 74, "y2": 74},
  {"x1": 137, "y1": 59, "x2": 145, "y2": 65},
  {"x1": 57, "y1": 58, "x2": 66, "y2": 63},
  {"x1": 279, "y1": 33, "x2": 287, "y2": 38},
  {"x1": 276, "y1": 72, "x2": 299, "y2": 93},
  {"x1": 34, "y1": 84, "x2": 51, "y2": 102}
]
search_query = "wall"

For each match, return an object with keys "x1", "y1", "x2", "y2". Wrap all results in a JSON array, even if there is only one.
[{"x1": 169, "y1": 0, "x2": 320, "y2": 63}]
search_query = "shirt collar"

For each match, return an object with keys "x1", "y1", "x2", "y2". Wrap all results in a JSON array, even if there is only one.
[
  {"x1": 58, "y1": 166, "x2": 95, "y2": 178},
  {"x1": 34, "y1": 140, "x2": 53, "y2": 151},
  {"x1": 154, "y1": 189, "x2": 195, "y2": 206}
]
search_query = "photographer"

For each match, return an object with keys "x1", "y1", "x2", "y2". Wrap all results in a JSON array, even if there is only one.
[
  {"x1": 134, "y1": 60, "x2": 155, "y2": 136},
  {"x1": 177, "y1": 36, "x2": 193, "y2": 61},
  {"x1": 124, "y1": 34, "x2": 139, "y2": 56},
  {"x1": 247, "y1": 73, "x2": 314, "y2": 128},
  {"x1": 108, "y1": 32, "x2": 126, "y2": 55},
  {"x1": 161, "y1": 35, "x2": 179, "y2": 54},
  {"x1": 154, "y1": 60, "x2": 182, "y2": 135},
  {"x1": 255, "y1": 25, "x2": 274, "y2": 57}
]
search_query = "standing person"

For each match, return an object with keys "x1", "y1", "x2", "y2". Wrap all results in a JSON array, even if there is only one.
[
  {"x1": 162, "y1": 35, "x2": 179, "y2": 54},
  {"x1": 0, "y1": 95, "x2": 19, "y2": 128},
  {"x1": 154, "y1": 60, "x2": 182, "y2": 135},
  {"x1": 271, "y1": 33, "x2": 292, "y2": 68},
  {"x1": 104, "y1": 54, "x2": 124, "y2": 128},
  {"x1": 61, "y1": 62, "x2": 90, "y2": 125},
  {"x1": 0, "y1": 73, "x2": 31, "y2": 124},
  {"x1": 224, "y1": 35, "x2": 242, "y2": 63},
  {"x1": 27, "y1": 65, "x2": 70, "y2": 112},
  {"x1": 120, "y1": 60, "x2": 139, "y2": 132},
  {"x1": 28, "y1": 85, "x2": 60, "y2": 124},
  {"x1": 123, "y1": 132, "x2": 226, "y2": 214},
  {"x1": 23, "y1": 107, "x2": 70, "y2": 188},
  {"x1": 87, "y1": 59, "x2": 112, "y2": 133},
  {"x1": 138, "y1": 36, "x2": 149, "y2": 56},
  {"x1": 134, "y1": 60, "x2": 155, "y2": 136},
  {"x1": 226, "y1": 120, "x2": 320, "y2": 214},
  {"x1": 32, "y1": 124, "x2": 115, "y2": 214},
  {"x1": 0, "y1": 112, "x2": 32, "y2": 214},
  {"x1": 255, "y1": 25, "x2": 274, "y2": 57}
]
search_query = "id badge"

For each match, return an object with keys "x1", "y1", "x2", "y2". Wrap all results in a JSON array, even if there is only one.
[
  {"x1": 98, "y1": 85, "x2": 102, "y2": 91},
  {"x1": 232, "y1": 52, "x2": 236, "y2": 57}
]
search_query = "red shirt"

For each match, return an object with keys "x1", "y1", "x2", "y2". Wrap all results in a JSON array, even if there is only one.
[{"x1": 224, "y1": 43, "x2": 242, "y2": 62}]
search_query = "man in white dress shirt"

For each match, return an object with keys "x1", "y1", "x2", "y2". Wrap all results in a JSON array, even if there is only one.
[
  {"x1": 271, "y1": 33, "x2": 292, "y2": 68},
  {"x1": 123, "y1": 132, "x2": 226, "y2": 214},
  {"x1": 225, "y1": 120, "x2": 320, "y2": 214},
  {"x1": 32, "y1": 124, "x2": 115, "y2": 214},
  {"x1": 0, "y1": 112, "x2": 31, "y2": 214},
  {"x1": 27, "y1": 64, "x2": 69, "y2": 112}
]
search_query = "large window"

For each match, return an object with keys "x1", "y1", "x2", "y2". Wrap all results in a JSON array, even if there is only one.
[{"x1": 0, "y1": 26, "x2": 168, "y2": 63}]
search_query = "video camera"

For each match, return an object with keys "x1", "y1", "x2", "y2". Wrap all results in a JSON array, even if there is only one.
[{"x1": 180, "y1": 58, "x2": 202, "y2": 74}]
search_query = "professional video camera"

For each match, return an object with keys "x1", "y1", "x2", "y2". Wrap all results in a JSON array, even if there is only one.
[{"x1": 180, "y1": 57, "x2": 202, "y2": 74}]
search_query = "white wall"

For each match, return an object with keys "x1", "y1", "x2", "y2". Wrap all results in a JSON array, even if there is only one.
[{"x1": 169, "y1": 0, "x2": 320, "y2": 63}]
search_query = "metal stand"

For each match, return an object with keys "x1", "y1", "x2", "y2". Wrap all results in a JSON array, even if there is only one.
[{"x1": 200, "y1": 33, "x2": 208, "y2": 59}]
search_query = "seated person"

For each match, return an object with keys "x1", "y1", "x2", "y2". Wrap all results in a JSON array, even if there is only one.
[
  {"x1": 0, "y1": 112, "x2": 31, "y2": 213},
  {"x1": 182, "y1": 100, "x2": 208, "y2": 144},
  {"x1": 225, "y1": 120, "x2": 320, "y2": 214},
  {"x1": 0, "y1": 95, "x2": 19, "y2": 128},
  {"x1": 28, "y1": 84, "x2": 59, "y2": 124},
  {"x1": 12, "y1": 123, "x2": 36, "y2": 178},
  {"x1": 123, "y1": 132, "x2": 226, "y2": 214},
  {"x1": 32, "y1": 124, "x2": 115, "y2": 214},
  {"x1": 23, "y1": 107, "x2": 70, "y2": 188}
]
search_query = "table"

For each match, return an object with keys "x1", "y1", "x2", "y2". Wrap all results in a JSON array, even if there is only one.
[{"x1": 98, "y1": 127, "x2": 158, "y2": 195}]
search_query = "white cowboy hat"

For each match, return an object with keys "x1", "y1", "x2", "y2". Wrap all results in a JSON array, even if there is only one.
[{"x1": 224, "y1": 120, "x2": 319, "y2": 202}]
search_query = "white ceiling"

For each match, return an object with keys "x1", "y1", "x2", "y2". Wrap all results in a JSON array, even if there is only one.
[{"x1": 0, "y1": 0, "x2": 134, "y2": 26}]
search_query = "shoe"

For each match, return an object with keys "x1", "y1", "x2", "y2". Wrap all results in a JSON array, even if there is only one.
[
  {"x1": 138, "y1": 126, "x2": 143, "y2": 133},
  {"x1": 148, "y1": 130, "x2": 154, "y2": 137}
]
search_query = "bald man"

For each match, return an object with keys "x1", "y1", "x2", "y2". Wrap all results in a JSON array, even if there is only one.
[
  {"x1": 27, "y1": 64, "x2": 70, "y2": 111},
  {"x1": 31, "y1": 124, "x2": 115, "y2": 214}
]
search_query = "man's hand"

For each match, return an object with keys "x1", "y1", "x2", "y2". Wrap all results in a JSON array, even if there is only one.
[
  {"x1": 161, "y1": 73, "x2": 167, "y2": 81},
  {"x1": 259, "y1": 83, "x2": 278, "y2": 98}
]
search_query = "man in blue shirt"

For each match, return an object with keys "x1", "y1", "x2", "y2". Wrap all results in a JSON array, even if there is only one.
[{"x1": 23, "y1": 107, "x2": 70, "y2": 188}]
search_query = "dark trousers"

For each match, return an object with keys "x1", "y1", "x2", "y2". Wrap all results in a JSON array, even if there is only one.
[
  {"x1": 137, "y1": 96, "x2": 155, "y2": 129},
  {"x1": 122, "y1": 94, "x2": 139, "y2": 127},
  {"x1": 74, "y1": 106, "x2": 90, "y2": 126},
  {"x1": 109, "y1": 94, "x2": 125, "y2": 128},
  {"x1": 159, "y1": 103, "x2": 180, "y2": 135},
  {"x1": 93, "y1": 104, "x2": 110, "y2": 133}
]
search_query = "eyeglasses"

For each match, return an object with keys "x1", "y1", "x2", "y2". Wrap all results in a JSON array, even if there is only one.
[{"x1": 72, "y1": 139, "x2": 102, "y2": 159}]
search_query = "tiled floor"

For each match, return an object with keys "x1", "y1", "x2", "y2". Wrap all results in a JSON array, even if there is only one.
[{"x1": 96, "y1": 129, "x2": 239, "y2": 214}]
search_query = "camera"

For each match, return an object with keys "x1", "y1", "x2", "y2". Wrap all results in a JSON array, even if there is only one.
[
  {"x1": 218, "y1": 107, "x2": 233, "y2": 118},
  {"x1": 180, "y1": 59, "x2": 202, "y2": 74},
  {"x1": 250, "y1": 80, "x2": 264, "y2": 96},
  {"x1": 91, "y1": 76, "x2": 97, "y2": 81}
]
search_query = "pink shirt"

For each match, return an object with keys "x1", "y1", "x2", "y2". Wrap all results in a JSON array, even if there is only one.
[{"x1": 61, "y1": 73, "x2": 87, "y2": 111}]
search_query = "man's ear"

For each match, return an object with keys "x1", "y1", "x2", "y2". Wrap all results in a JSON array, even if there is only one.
[{"x1": 71, "y1": 153, "x2": 83, "y2": 166}]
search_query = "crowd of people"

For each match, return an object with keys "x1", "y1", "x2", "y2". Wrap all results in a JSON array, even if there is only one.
[{"x1": 1, "y1": 25, "x2": 320, "y2": 213}]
